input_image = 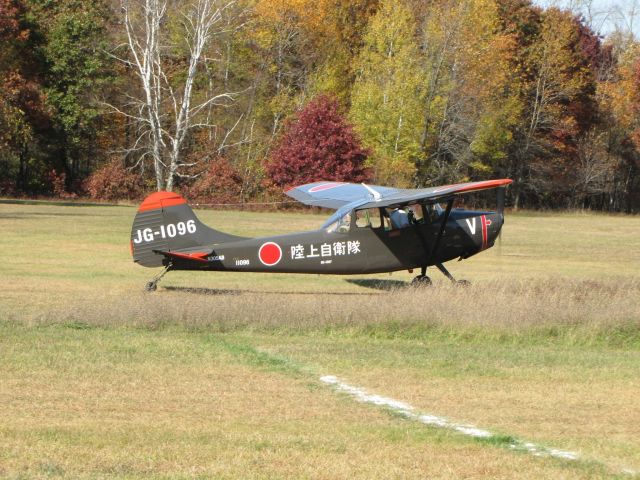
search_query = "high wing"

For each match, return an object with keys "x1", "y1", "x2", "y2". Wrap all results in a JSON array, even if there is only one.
[
  {"x1": 286, "y1": 179, "x2": 513, "y2": 211},
  {"x1": 285, "y1": 181, "x2": 401, "y2": 209},
  {"x1": 356, "y1": 179, "x2": 514, "y2": 209}
]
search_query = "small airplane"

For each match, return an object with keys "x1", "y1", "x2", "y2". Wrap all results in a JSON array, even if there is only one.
[{"x1": 130, "y1": 179, "x2": 513, "y2": 291}]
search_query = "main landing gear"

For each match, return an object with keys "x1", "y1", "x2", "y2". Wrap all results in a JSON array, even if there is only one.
[
  {"x1": 410, "y1": 197, "x2": 468, "y2": 288},
  {"x1": 411, "y1": 265, "x2": 433, "y2": 286},
  {"x1": 411, "y1": 264, "x2": 470, "y2": 287},
  {"x1": 145, "y1": 262, "x2": 172, "y2": 292}
]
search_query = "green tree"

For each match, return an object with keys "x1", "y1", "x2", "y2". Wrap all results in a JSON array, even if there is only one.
[
  {"x1": 0, "y1": 0, "x2": 49, "y2": 193},
  {"x1": 35, "y1": 0, "x2": 114, "y2": 186},
  {"x1": 307, "y1": 0, "x2": 379, "y2": 103},
  {"x1": 349, "y1": 0, "x2": 424, "y2": 186}
]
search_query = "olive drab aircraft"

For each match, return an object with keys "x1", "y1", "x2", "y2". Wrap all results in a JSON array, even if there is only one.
[{"x1": 131, "y1": 179, "x2": 513, "y2": 291}]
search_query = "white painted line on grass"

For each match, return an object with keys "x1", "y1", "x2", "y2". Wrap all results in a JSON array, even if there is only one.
[{"x1": 320, "y1": 375, "x2": 613, "y2": 468}]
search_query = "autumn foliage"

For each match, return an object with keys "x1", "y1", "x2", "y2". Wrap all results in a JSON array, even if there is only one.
[
  {"x1": 182, "y1": 158, "x2": 245, "y2": 205},
  {"x1": 1, "y1": 0, "x2": 639, "y2": 210},
  {"x1": 83, "y1": 160, "x2": 143, "y2": 201},
  {"x1": 266, "y1": 95, "x2": 372, "y2": 189},
  {"x1": 0, "y1": 0, "x2": 49, "y2": 191},
  {"x1": 47, "y1": 170, "x2": 77, "y2": 199}
]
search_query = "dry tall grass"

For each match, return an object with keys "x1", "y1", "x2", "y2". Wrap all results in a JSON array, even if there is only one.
[{"x1": 17, "y1": 277, "x2": 639, "y2": 344}]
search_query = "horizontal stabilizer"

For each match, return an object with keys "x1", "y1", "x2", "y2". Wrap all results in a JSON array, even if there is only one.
[{"x1": 154, "y1": 250, "x2": 210, "y2": 263}]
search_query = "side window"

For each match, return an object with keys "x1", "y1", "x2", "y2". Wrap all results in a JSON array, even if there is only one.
[
  {"x1": 326, "y1": 212, "x2": 352, "y2": 233},
  {"x1": 424, "y1": 203, "x2": 444, "y2": 224},
  {"x1": 408, "y1": 204, "x2": 424, "y2": 224},
  {"x1": 387, "y1": 207, "x2": 411, "y2": 229},
  {"x1": 355, "y1": 208, "x2": 381, "y2": 229},
  {"x1": 382, "y1": 211, "x2": 392, "y2": 230}
]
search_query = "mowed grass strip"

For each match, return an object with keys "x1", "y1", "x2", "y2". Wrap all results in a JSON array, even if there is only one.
[
  {"x1": 0, "y1": 324, "x2": 609, "y2": 479},
  {"x1": 252, "y1": 332, "x2": 640, "y2": 476}
]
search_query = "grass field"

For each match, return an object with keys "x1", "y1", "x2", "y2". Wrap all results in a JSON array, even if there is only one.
[{"x1": 1, "y1": 201, "x2": 639, "y2": 479}]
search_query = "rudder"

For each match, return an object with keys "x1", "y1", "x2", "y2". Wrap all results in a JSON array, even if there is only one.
[{"x1": 130, "y1": 191, "x2": 244, "y2": 268}]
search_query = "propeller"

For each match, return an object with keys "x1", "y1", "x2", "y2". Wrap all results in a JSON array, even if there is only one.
[
  {"x1": 496, "y1": 186, "x2": 506, "y2": 255},
  {"x1": 497, "y1": 186, "x2": 506, "y2": 215}
]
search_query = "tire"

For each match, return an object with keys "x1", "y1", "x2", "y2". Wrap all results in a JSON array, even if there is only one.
[{"x1": 411, "y1": 275, "x2": 433, "y2": 287}]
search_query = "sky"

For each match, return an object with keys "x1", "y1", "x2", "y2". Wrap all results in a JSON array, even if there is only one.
[{"x1": 534, "y1": 0, "x2": 639, "y2": 38}]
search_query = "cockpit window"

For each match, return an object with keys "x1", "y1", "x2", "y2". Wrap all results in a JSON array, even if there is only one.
[
  {"x1": 326, "y1": 212, "x2": 352, "y2": 233},
  {"x1": 383, "y1": 204, "x2": 425, "y2": 229},
  {"x1": 355, "y1": 208, "x2": 381, "y2": 229},
  {"x1": 408, "y1": 204, "x2": 424, "y2": 223},
  {"x1": 424, "y1": 203, "x2": 444, "y2": 223},
  {"x1": 387, "y1": 207, "x2": 410, "y2": 229}
]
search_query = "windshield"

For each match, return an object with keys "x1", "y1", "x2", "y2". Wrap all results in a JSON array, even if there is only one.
[
  {"x1": 326, "y1": 212, "x2": 351, "y2": 233},
  {"x1": 424, "y1": 203, "x2": 444, "y2": 223}
]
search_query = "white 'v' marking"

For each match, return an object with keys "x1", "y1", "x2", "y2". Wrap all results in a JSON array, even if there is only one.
[{"x1": 465, "y1": 217, "x2": 477, "y2": 235}]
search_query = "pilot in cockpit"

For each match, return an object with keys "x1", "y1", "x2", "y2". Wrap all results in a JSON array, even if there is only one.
[
  {"x1": 338, "y1": 213, "x2": 351, "y2": 232},
  {"x1": 390, "y1": 207, "x2": 410, "y2": 229},
  {"x1": 326, "y1": 212, "x2": 351, "y2": 233}
]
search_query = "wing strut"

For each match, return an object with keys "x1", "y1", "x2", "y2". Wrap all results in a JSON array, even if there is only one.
[{"x1": 421, "y1": 197, "x2": 454, "y2": 277}]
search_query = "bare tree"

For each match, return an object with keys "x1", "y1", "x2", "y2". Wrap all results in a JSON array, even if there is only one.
[
  {"x1": 612, "y1": 0, "x2": 640, "y2": 40},
  {"x1": 546, "y1": 0, "x2": 640, "y2": 39},
  {"x1": 417, "y1": 1, "x2": 506, "y2": 186},
  {"x1": 111, "y1": 0, "x2": 239, "y2": 191},
  {"x1": 570, "y1": 128, "x2": 616, "y2": 207}
]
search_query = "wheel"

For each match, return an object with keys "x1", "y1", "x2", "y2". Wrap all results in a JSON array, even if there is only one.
[
  {"x1": 145, "y1": 281, "x2": 157, "y2": 292},
  {"x1": 411, "y1": 275, "x2": 433, "y2": 287},
  {"x1": 456, "y1": 279, "x2": 471, "y2": 287}
]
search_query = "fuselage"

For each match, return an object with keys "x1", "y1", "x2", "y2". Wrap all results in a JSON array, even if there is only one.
[{"x1": 167, "y1": 209, "x2": 504, "y2": 274}]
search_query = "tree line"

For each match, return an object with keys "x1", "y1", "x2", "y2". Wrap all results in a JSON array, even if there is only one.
[{"x1": 1, "y1": 0, "x2": 639, "y2": 211}]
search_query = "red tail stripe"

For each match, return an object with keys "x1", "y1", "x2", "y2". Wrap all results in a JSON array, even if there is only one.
[{"x1": 138, "y1": 191, "x2": 187, "y2": 212}]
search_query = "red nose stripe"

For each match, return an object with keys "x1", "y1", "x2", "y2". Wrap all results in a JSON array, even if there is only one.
[{"x1": 481, "y1": 215, "x2": 488, "y2": 250}]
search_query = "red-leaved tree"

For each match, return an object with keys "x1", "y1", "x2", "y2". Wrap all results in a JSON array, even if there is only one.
[
  {"x1": 83, "y1": 159, "x2": 144, "y2": 201},
  {"x1": 265, "y1": 95, "x2": 372, "y2": 189},
  {"x1": 182, "y1": 157, "x2": 244, "y2": 205}
]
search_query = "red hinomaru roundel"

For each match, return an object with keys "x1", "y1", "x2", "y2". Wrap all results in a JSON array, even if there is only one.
[{"x1": 258, "y1": 242, "x2": 282, "y2": 266}]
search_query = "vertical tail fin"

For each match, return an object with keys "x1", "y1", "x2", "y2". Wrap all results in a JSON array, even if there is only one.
[{"x1": 130, "y1": 191, "x2": 244, "y2": 268}]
